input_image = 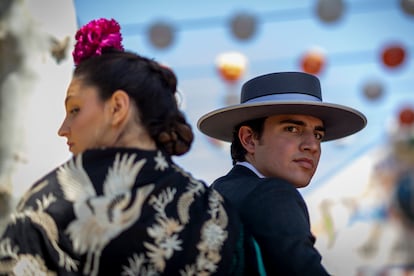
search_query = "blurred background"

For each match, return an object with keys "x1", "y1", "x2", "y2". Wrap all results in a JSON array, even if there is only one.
[{"x1": 0, "y1": 0, "x2": 413, "y2": 275}]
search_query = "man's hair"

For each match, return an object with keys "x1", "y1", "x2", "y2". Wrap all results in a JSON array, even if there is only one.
[{"x1": 230, "y1": 117, "x2": 266, "y2": 165}]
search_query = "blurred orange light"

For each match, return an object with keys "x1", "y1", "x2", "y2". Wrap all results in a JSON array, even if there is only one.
[
  {"x1": 301, "y1": 51, "x2": 325, "y2": 75},
  {"x1": 382, "y1": 45, "x2": 406, "y2": 68},
  {"x1": 218, "y1": 64, "x2": 245, "y2": 82},
  {"x1": 216, "y1": 52, "x2": 247, "y2": 83},
  {"x1": 399, "y1": 107, "x2": 414, "y2": 126}
]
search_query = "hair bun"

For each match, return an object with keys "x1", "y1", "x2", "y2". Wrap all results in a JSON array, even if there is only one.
[{"x1": 157, "y1": 123, "x2": 194, "y2": 156}]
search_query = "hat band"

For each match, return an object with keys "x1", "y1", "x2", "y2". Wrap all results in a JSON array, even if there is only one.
[{"x1": 244, "y1": 93, "x2": 322, "y2": 104}]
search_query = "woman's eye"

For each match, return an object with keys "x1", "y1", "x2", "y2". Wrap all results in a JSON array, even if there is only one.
[{"x1": 69, "y1": 107, "x2": 80, "y2": 115}]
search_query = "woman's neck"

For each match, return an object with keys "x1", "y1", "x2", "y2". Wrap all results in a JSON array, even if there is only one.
[{"x1": 111, "y1": 122, "x2": 157, "y2": 151}]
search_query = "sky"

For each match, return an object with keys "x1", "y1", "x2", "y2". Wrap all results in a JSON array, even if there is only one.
[{"x1": 72, "y1": 0, "x2": 414, "y2": 195}]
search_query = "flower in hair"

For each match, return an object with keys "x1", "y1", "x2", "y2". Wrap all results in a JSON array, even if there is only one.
[{"x1": 72, "y1": 18, "x2": 124, "y2": 65}]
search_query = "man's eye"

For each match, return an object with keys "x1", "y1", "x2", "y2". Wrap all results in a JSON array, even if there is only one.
[
  {"x1": 315, "y1": 132, "x2": 324, "y2": 140},
  {"x1": 286, "y1": 126, "x2": 299, "y2": 133}
]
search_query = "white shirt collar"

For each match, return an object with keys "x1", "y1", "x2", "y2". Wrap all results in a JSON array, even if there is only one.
[{"x1": 236, "y1": 161, "x2": 266, "y2": 178}]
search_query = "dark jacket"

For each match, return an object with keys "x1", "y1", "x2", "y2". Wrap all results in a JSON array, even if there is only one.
[{"x1": 213, "y1": 165, "x2": 330, "y2": 276}]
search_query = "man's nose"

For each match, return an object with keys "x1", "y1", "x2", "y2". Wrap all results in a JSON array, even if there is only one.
[{"x1": 301, "y1": 132, "x2": 320, "y2": 152}]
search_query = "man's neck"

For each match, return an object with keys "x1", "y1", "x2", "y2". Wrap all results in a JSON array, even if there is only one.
[{"x1": 236, "y1": 161, "x2": 265, "y2": 178}]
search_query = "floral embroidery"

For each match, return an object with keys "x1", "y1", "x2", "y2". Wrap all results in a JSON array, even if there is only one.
[
  {"x1": 15, "y1": 180, "x2": 49, "y2": 211},
  {"x1": 174, "y1": 164, "x2": 206, "y2": 224},
  {"x1": 1, "y1": 150, "x2": 235, "y2": 275},
  {"x1": 154, "y1": 151, "x2": 169, "y2": 171},
  {"x1": 179, "y1": 190, "x2": 228, "y2": 275},
  {"x1": 0, "y1": 192, "x2": 79, "y2": 273},
  {"x1": 122, "y1": 165, "x2": 230, "y2": 276},
  {"x1": 121, "y1": 253, "x2": 157, "y2": 276},
  {"x1": 145, "y1": 187, "x2": 183, "y2": 271},
  {"x1": 180, "y1": 265, "x2": 197, "y2": 276},
  {"x1": 57, "y1": 153, "x2": 154, "y2": 276},
  {"x1": 0, "y1": 239, "x2": 56, "y2": 276}
]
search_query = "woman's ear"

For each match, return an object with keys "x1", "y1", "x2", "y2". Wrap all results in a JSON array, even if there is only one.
[
  {"x1": 238, "y1": 126, "x2": 257, "y2": 153},
  {"x1": 109, "y1": 90, "x2": 130, "y2": 126}
]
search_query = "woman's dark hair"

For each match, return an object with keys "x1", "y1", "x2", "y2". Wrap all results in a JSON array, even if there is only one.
[
  {"x1": 73, "y1": 49, "x2": 193, "y2": 156},
  {"x1": 230, "y1": 117, "x2": 266, "y2": 165}
]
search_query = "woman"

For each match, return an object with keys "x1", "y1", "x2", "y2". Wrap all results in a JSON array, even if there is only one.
[{"x1": 0, "y1": 18, "x2": 241, "y2": 275}]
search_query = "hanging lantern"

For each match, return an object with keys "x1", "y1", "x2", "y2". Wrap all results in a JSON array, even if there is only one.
[
  {"x1": 316, "y1": 0, "x2": 345, "y2": 23},
  {"x1": 398, "y1": 106, "x2": 414, "y2": 126},
  {"x1": 230, "y1": 12, "x2": 257, "y2": 41},
  {"x1": 381, "y1": 44, "x2": 406, "y2": 68},
  {"x1": 216, "y1": 52, "x2": 248, "y2": 105},
  {"x1": 362, "y1": 80, "x2": 384, "y2": 101},
  {"x1": 147, "y1": 21, "x2": 175, "y2": 49},
  {"x1": 400, "y1": 0, "x2": 414, "y2": 16},
  {"x1": 300, "y1": 49, "x2": 326, "y2": 75},
  {"x1": 216, "y1": 52, "x2": 247, "y2": 83}
]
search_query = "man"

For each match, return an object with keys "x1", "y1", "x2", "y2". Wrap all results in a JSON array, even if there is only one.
[{"x1": 197, "y1": 72, "x2": 367, "y2": 275}]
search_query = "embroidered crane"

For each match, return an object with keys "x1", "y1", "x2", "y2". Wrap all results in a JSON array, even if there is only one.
[{"x1": 57, "y1": 153, "x2": 155, "y2": 276}]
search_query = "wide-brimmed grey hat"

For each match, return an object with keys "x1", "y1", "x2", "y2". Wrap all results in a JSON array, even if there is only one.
[{"x1": 197, "y1": 71, "x2": 367, "y2": 142}]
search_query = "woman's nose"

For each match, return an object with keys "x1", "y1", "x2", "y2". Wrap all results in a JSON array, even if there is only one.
[{"x1": 58, "y1": 120, "x2": 69, "y2": 137}]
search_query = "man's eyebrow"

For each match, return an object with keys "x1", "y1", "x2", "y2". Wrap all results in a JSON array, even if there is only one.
[
  {"x1": 279, "y1": 119, "x2": 305, "y2": 126},
  {"x1": 315, "y1": 125, "x2": 326, "y2": 132},
  {"x1": 279, "y1": 119, "x2": 326, "y2": 132}
]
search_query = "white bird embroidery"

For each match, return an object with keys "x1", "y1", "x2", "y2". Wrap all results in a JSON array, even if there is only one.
[{"x1": 57, "y1": 153, "x2": 155, "y2": 276}]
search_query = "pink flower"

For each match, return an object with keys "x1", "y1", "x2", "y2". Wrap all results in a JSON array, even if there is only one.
[{"x1": 72, "y1": 18, "x2": 124, "y2": 65}]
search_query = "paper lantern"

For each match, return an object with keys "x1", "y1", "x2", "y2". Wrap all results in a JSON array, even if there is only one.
[
  {"x1": 381, "y1": 44, "x2": 406, "y2": 68},
  {"x1": 398, "y1": 107, "x2": 414, "y2": 126},
  {"x1": 362, "y1": 80, "x2": 384, "y2": 101},
  {"x1": 316, "y1": 0, "x2": 345, "y2": 23},
  {"x1": 230, "y1": 13, "x2": 257, "y2": 41},
  {"x1": 148, "y1": 21, "x2": 175, "y2": 49},
  {"x1": 216, "y1": 52, "x2": 247, "y2": 83},
  {"x1": 400, "y1": 0, "x2": 414, "y2": 16},
  {"x1": 300, "y1": 50, "x2": 325, "y2": 75}
]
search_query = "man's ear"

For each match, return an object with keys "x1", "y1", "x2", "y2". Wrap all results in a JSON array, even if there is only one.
[
  {"x1": 238, "y1": 126, "x2": 257, "y2": 153},
  {"x1": 108, "y1": 90, "x2": 130, "y2": 126}
]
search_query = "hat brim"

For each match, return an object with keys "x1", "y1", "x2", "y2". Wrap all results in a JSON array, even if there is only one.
[{"x1": 197, "y1": 101, "x2": 367, "y2": 142}]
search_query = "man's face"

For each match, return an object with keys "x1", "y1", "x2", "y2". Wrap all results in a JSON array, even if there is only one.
[{"x1": 245, "y1": 114, "x2": 325, "y2": 188}]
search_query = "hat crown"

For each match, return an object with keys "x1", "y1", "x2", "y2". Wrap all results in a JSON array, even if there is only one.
[{"x1": 241, "y1": 72, "x2": 322, "y2": 103}]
